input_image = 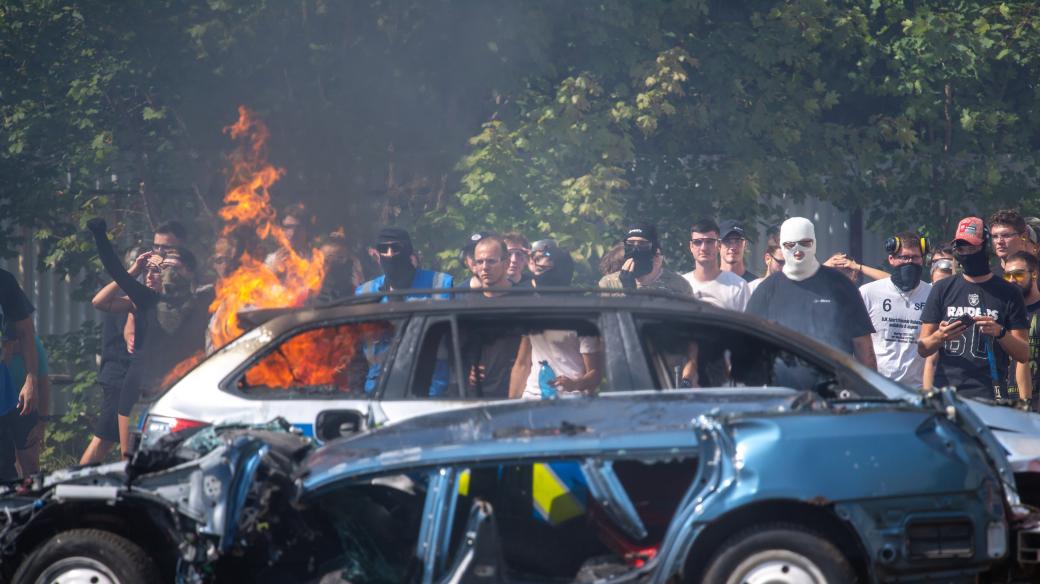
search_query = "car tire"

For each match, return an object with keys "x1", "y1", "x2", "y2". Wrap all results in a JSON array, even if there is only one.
[
  {"x1": 12, "y1": 528, "x2": 161, "y2": 584},
  {"x1": 701, "y1": 523, "x2": 856, "y2": 584}
]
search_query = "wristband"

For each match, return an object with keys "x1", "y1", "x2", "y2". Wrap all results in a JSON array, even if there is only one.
[{"x1": 996, "y1": 325, "x2": 1007, "y2": 340}]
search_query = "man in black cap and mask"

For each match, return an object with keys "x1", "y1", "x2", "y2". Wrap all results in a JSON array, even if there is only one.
[
  {"x1": 859, "y1": 232, "x2": 932, "y2": 387},
  {"x1": 356, "y1": 227, "x2": 453, "y2": 300},
  {"x1": 918, "y1": 216, "x2": 1029, "y2": 399},
  {"x1": 598, "y1": 224, "x2": 691, "y2": 295},
  {"x1": 355, "y1": 227, "x2": 453, "y2": 395}
]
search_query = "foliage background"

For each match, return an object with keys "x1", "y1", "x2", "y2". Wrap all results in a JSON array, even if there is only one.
[
  {"x1": 5, "y1": 0, "x2": 1039, "y2": 277},
  {"x1": 2, "y1": 1, "x2": 1040, "y2": 465}
]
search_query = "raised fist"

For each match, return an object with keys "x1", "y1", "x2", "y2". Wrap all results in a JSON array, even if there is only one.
[{"x1": 86, "y1": 217, "x2": 108, "y2": 233}]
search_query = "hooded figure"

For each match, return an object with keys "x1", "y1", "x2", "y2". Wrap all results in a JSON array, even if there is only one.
[
  {"x1": 375, "y1": 227, "x2": 417, "y2": 291},
  {"x1": 779, "y1": 217, "x2": 821, "y2": 281}
]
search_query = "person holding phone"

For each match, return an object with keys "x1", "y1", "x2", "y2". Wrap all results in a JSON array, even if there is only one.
[{"x1": 918, "y1": 217, "x2": 1030, "y2": 400}]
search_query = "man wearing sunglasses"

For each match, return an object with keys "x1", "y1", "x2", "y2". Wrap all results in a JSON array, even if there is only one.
[
  {"x1": 1000, "y1": 250, "x2": 1039, "y2": 407},
  {"x1": 503, "y1": 232, "x2": 533, "y2": 286},
  {"x1": 859, "y1": 232, "x2": 932, "y2": 387},
  {"x1": 598, "y1": 224, "x2": 691, "y2": 295},
  {"x1": 918, "y1": 217, "x2": 1029, "y2": 401},
  {"x1": 357, "y1": 227, "x2": 453, "y2": 300},
  {"x1": 682, "y1": 219, "x2": 749, "y2": 311},
  {"x1": 356, "y1": 227, "x2": 453, "y2": 396},
  {"x1": 747, "y1": 217, "x2": 877, "y2": 369},
  {"x1": 989, "y1": 209, "x2": 1031, "y2": 274}
]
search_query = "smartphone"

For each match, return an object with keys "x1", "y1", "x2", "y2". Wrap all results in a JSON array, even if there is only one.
[{"x1": 946, "y1": 313, "x2": 974, "y2": 329}]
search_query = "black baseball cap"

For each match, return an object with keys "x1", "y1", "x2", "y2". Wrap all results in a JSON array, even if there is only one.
[
  {"x1": 624, "y1": 223, "x2": 659, "y2": 249},
  {"x1": 462, "y1": 231, "x2": 493, "y2": 259},
  {"x1": 376, "y1": 227, "x2": 411, "y2": 245},
  {"x1": 719, "y1": 219, "x2": 751, "y2": 241}
]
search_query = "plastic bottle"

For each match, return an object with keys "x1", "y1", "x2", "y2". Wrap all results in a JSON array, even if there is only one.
[{"x1": 538, "y1": 360, "x2": 558, "y2": 400}]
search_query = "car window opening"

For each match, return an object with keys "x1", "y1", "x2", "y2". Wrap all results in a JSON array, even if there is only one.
[
  {"x1": 442, "y1": 456, "x2": 697, "y2": 582},
  {"x1": 636, "y1": 318, "x2": 866, "y2": 398},
  {"x1": 407, "y1": 316, "x2": 607, "y2": 400},
  {"x1": 236, "y1": 320, "x2": 401, "y2": 398}
]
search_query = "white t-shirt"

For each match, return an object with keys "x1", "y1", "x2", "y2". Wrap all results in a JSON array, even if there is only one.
[
  {"x1": 682, "y1": 270, "x2": 750, "y2": 311},
  {"x1": 748, "y1": 276, "x2": 765, "y2": 296},
  {"x1": 522, "y1": 331, "x2": 603, "y2": 399},
  {"x1": 859, "y1": 278, "x2": 932, "y2": 387}
]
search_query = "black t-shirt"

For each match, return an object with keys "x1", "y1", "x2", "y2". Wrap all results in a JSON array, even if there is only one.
[
  {"x1": 746, "y1": 266, "x2": 875, "y2": 354},
  {"x1": 920, "y1": 275, "x2": 1028, "y2": 399},
  {"x1": 1011, "y1": 299, "x2": 1040, "y2": 402},
  {"x1": 0, "y1": 268, "x2": 34, "y2": 335},
  {"x1": 97, "y1": 312, "x2": 131, "y2": 386},
  {"x1": 740, "y1": 270, "x2": 758, "y2": 283},
  {"x1": 460, "y1": 331, "x2": 521, "y2": 399}
]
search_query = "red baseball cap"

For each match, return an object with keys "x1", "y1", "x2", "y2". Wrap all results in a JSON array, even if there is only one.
[{"x1": 953, "y1": 216, "x2": 986, "y2": 246}]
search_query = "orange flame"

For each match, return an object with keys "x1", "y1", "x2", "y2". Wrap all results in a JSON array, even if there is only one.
[
  {"x1": 242, "y1": 322, "x2": 391, "y2": 391},
  {"x1": 209, "y1": 106, "x2": 325, "y2": 352},
  {"x1": 161, "y1": 350, "x2": 205, "y2": 390}
]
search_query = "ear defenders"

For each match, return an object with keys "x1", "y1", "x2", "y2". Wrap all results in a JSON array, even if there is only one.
[{"x1": 885, "y1": 235, "x2": 930, "y2": 257}]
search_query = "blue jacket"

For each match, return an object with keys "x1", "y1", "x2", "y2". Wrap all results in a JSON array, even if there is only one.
[{"x1": 355, "y1": 269, "x2": 454, "y2": 395}]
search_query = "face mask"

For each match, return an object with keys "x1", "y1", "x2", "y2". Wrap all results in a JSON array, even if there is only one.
[
  {"x1": 379, "y1": 251, "x2": 415, "y2": 289},
  {"x1": 534, "y1": 267, "x2": 570, "y2": 288},
  {"x1": 623, "y1": 244, "x2": 655, "y2": 277},
  {"x1": 954, "y1": 249, "x2": 990, "y2": 277},
  {"x1": 779, "y1": 217, "x2": 820, "y2": 281},
  {"x1": 158, "y1": 269, "x2": 194, "y2": 333},
  {"x1": 890, "y1": 263, "x2": 923, "y2": 292}
]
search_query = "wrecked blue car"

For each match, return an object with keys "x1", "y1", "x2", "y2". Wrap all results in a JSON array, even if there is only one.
[{"x1": 2, "y1": 388, "x2": 1038, "y2": 583}]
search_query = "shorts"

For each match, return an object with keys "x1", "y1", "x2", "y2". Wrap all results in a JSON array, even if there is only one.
[
  {"x1": 0, "y1": 408, "x2": 40, "y2": 481},
  {"x1": 93, "y1": 382, "x2": 121, "y2": 443}
]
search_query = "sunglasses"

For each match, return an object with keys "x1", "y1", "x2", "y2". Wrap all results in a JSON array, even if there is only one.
[
  {"x1": 624, "y1": 240, "x2": 653, "y2": 251},
  {"x1": 1003, "y1": 270, "x2": 1033, "y2": 284},
  {"x1": 892, "y1": 254, "x2": 922, "y2": 263},
  {"x1": 781, "y1": 240, "x2": 814, "y2": 250},
  {"x1": 952, "y1": 242, "x2": 982, "y2": 253},
  {"x1": 690, "y1": 238, "x2": 719, "y2": 247},
  {"x1": 376, "y1": 243, "x2": 403, "y2": 254},
  {"x1": 931, "y1": 259, "x2": 954, "y2": 272}
]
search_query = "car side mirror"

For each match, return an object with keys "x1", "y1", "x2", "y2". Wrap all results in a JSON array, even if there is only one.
[{"x1": 316, "y1": 409, "x2": 367, "y2": 442}]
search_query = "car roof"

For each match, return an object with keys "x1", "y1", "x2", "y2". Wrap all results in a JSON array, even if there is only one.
[{"x1": 299, "y1": 388, "x2": 810, "y2": 493}]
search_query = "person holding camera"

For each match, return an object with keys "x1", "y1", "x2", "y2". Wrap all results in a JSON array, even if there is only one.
[{"x1": 918, "y1": 217, "x2": 1030, "y2": 400}]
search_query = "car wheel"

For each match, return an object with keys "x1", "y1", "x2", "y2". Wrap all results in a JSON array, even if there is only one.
[
  {"x1": 12, "y1": 528, "x2": 160, "y2": 584},
  {"x1": 701, "y1": 524, "x2": 856, "y2": 584}
]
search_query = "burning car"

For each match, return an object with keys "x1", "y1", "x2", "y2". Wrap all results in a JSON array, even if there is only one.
[{"x1": 3, "y1": 389, "x2": 1038, "y2": 583}]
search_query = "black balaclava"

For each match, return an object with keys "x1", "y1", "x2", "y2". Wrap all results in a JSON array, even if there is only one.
[
  {"x1": 376, "y1": 227, "x2": 416, "y2": 290},
  {"x1": 890, "y1": 263, "x2": 923, "y2": 292},
  {"x1": 955, "y1": 247, "x2": 990, "y2": 277},
  {"x1": 534, "y1": 248, "x2": 575, "y2": 288},
  {"x1": 623, "y1": 223, "x2": 659, "y2": 278}
]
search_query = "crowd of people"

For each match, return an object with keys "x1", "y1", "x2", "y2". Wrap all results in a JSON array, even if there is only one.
[{"x1": 2, "y1": 202, "x2": 1039, "y2": 480}]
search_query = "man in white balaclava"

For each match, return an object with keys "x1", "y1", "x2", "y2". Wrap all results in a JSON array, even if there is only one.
[
  {"x1": 747, "y1": 217, "x2": 877, "y2": 370},
  {"x1": 779, "y1": 217, "x2": 820, "y2": 280}
]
